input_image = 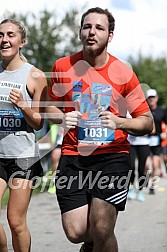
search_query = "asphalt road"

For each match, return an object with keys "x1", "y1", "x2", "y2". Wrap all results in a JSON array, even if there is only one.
[{"x1": 2, "y1": 176, "x2": 167, "y2": 252}]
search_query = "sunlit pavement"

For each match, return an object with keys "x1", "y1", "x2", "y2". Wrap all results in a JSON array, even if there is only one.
[{"x1": 2, "y1": 176, "x2": 167, "y2": 252}]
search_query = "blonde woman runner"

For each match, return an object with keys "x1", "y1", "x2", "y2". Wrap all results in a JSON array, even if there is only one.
[{"x1": 0, "y1": 19, "x2": 47, "y2": 252}]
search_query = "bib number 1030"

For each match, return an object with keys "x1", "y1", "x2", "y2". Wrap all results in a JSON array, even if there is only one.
[
  {"x1": 0, "y1": 110, "x2": 26, "y2": 132},
  {"x1": 0, "y1": 117, "x2": 21, "y2": 128},
  {"x1": 84, "y1": 127, "x2": 107, "y2": 138}
]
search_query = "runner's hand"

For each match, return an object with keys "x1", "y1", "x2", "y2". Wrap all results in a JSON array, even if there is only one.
[
  {"x1": 99, "y1": 111, "x2": 122, "y2": 130},
  {"x1": 64, "y1": 111, "x2": 82, "y2": 129},
  {"x1": 9, "y1": 89, "x2": 27, "y2": 109}
]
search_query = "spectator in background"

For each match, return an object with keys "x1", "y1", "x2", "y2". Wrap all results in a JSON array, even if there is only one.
[
  {"x1": 128, "y1": 134, "x2": 150, "y2": 202},
  {"x1": 145, "y1": 89, "x2": 167, "y2": 194},
  {"x1": 160, "y1": 121, "x2": 167, "y2": 175},
  {"x1": 127, "y1": 110, "x2": 150, "y2": 202}
]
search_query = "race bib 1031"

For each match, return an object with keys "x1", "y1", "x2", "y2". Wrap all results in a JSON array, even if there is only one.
[{"x1": 78, "y1": 118, "x2": 114, "y2": 145}]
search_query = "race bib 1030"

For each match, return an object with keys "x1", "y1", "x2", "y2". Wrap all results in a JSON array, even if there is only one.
[{"x1": 0, "y1": 110, "x2": 27, "y2": 132}]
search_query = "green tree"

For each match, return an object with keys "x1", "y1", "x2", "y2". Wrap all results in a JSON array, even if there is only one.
[
  {"x1": 60, "y1": 9, "x2": 82, "y2": 56},
  {"x1": 0, "y1": 8, "x2": 83, "y2": 72},
  {"x1": 129, "y1": 54, "x2": 167, "y2": 108}
]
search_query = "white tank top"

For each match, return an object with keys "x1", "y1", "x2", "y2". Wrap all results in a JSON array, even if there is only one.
[{"x1": 0, "y1": 62, "x2": 40, "y2": 158}]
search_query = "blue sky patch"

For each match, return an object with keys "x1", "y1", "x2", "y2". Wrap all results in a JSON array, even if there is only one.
[{"x1": 111, "y1": 0, "x2": 133, "y2": 10}]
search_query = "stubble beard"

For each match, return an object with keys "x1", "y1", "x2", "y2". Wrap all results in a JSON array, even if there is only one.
[
  {"x1": 84, "y1": 40, "x2": 108, "y2": 57},
  {"x1": 85, "y1": 45, "x2": 105, "y2": 58}
]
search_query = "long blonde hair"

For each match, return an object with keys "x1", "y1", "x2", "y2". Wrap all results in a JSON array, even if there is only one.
[{"x1": 0, "y1": 19, "x2": 27, "y2": 62}]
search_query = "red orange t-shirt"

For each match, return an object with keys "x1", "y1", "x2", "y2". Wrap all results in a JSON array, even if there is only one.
[{"x1": 48, "y1": 51, "x2": 149, "y2": 155}]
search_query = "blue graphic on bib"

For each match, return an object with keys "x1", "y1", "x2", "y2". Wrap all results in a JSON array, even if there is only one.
[
  {"x1": 72, "y1": 81, "x2": 83, "y2": 92},
  {"x1": 72, "y1": 92, "x2": 81, "y2": 102},
  {"x1": 0, "y1": 110, "x2": 27, "y2": 132},
  {"x1": 92, "y1": 83, "x2": 103, "y2": 94},
  {"x1": 72, "y1": 82, "x2": 115, "y2": 145}
]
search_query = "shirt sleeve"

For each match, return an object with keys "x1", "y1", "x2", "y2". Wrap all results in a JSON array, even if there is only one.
[{"x1": 125, "y1": 73, "x2": 150, "y2": 117}]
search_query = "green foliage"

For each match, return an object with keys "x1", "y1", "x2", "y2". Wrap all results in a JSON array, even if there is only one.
[
  {"x1": 0, "y1": 8, "x2": 83, "y2": 73},
  {"x1": 1, "y1": 8, "x2": 167, "y2": 108},
  {"x1": 60, "y1": 9, "x2": 82, "y2": 56},
  {"x1": 129, "y1": 54, "x2": 167, "y2": 108},
  {"x1": 2, "y1": 188, "x2": 9, "y2": 208}
]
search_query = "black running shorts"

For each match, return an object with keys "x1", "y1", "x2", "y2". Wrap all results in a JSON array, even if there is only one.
[
  {"x1": 0, "y1": 157, "x2": 43, "y2": 183},
  {"x1": 55, "y1": 153, "x2": 132, "y2": 214},
  {"x1": 150, "y1": 145, "x2": 161, "y2": 156}
]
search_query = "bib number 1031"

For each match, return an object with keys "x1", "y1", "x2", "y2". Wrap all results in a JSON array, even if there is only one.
[{"x1": 84, "y1": 127, "x2": 107, "y2": 138}]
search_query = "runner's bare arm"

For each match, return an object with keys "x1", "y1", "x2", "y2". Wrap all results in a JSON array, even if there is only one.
[
  {"x1": 9, "y1": 67, "x2": 47, "y2": 130},
  {"x1": 99, "y1": 111, "x2": 153, "y2": 136}
]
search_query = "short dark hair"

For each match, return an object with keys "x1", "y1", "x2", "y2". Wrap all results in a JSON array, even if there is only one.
[{"x1": 80, "y1": 7, "x2": 115, "y2": 33}]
